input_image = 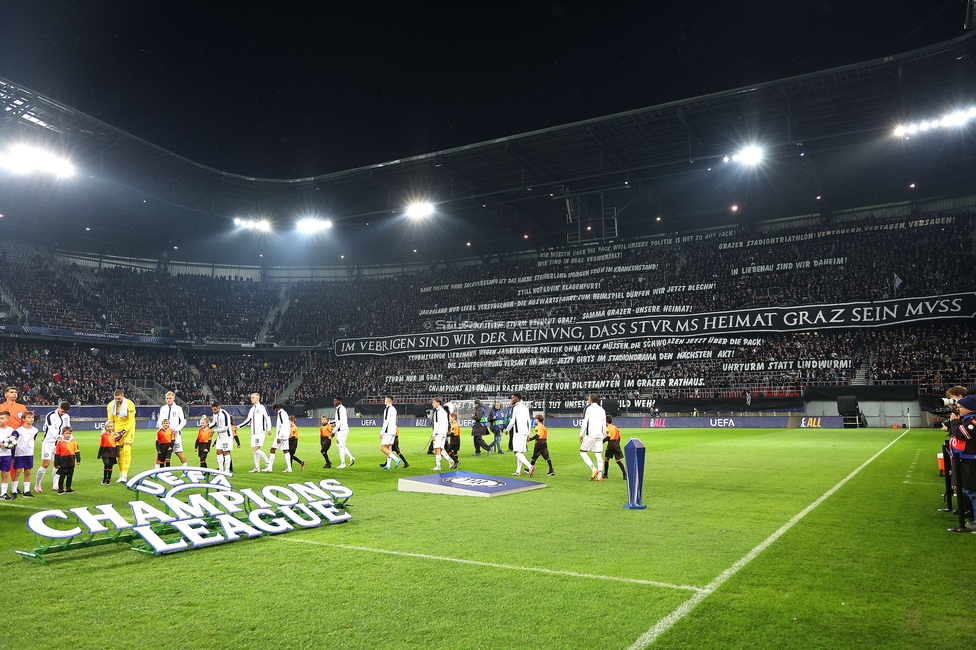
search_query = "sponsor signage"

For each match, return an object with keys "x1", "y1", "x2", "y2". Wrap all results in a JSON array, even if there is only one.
[
  {"x1": 17, "y1": 467, "x2": 352, "y2": 562},
  {"x1": 0, "y1": 324, "x2": 203, "y2": 346},
  {"x1": 337, "y1": 293, "x2": 976, "y2": 357}
]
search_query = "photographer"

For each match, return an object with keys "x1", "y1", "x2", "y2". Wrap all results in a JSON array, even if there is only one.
[
  {"x1": 939, "y1": 386, "x2": 969, "y2": 431},
  {"x1": 947, "y1": 395, "x2": 976, "y2": 531}
]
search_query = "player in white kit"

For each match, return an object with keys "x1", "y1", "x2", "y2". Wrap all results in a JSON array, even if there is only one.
[
  {"x1": 505, "y1": 393, "x2": 533, "y2": 475},
  {"x1": 379, "y1": 395, "x2": 401, "y2": 470},
  {"x1": 35, "y1": 402, "x2": 70, "y2": 493},
  {"x1": 333, "y1": 397, "x2": 356, "y2": 468},
  {"x1": 238, "y1": 392, "x2": 272, "y2": 472},
  {"x1": 157, "y1": 392, "x2": 188, "y2": 467},
  {"x1": 579, "y1": 393, "x2": 607, "y2": 481},
  {"x1": 429, "y1": 397, "x2": 453, "y2": 471},
  {"x1": 209, "y1": 402, "x2": 235, "y2": 473},
  {"x1": 265, "y1": 404, "x2": 293, "y2": 472}
]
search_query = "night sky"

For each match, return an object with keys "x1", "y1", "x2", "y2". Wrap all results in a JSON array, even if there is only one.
[{"x1": 0, "y1": 1, "x2": 967, "y2": 180}]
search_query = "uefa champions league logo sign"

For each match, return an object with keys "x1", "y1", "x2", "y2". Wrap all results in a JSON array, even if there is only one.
[
  {"x1": 18, "y1": 468, "x2": 353, "y2": 561},
  {"x1": 441, "y1": 476, "x2": 507, "y2": 488}
]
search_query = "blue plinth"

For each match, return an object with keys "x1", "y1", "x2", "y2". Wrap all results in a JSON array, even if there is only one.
[{"x1": 624, "y1": 438, "x2": 647, "y2": 509}]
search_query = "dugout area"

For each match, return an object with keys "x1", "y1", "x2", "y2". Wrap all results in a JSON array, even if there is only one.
[{"x1": 1, "y1": 424, "x2": 972, "y2": 649}]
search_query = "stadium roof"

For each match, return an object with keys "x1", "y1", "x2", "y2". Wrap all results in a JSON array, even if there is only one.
[{"x1": 1, "y1": 32, "x2": 976, "y2": 264}]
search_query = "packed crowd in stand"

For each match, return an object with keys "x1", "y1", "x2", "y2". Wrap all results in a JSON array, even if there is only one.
[
  {"x1": 0, "y1": 252, "x2": 100, "y2": 330},
  {"x1": 0, "y1": 211, "x2": 969, "y2": 407},
  {"x1": 0, "y1": 340, "x2": 301, "y2": 406},
  {"x1": 0, "y1": 255, "x2": 279, "y2": 341},
  {"x1": 193, "y1": 352, "x2": 305, "y2": 405},
  {"x1": 870, "y1": 322, "x2": 976, "y2": 392},
  {"x1": 72, "y1": 266, "x2": 162, "y2": 335},
  {"x1": 0, "y1": 212, "x2": 971, "y2": 345}
]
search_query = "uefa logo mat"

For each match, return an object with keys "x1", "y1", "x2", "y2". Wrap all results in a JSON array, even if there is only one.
[{"x1": 398, "y1": 471, "x2": 546, "y2": 497}]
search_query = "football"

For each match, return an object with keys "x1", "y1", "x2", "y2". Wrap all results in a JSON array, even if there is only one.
[{"x1": 1, "y1": 435, "x2": 18, "y2": 450}]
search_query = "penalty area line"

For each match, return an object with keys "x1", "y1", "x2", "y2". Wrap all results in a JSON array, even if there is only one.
[
  {"x1": 627, "y1": 429, "x2": 910, "y2": 650},
  {"x1": 279, "y1": 538, "x2": 704, "y2": 592}
]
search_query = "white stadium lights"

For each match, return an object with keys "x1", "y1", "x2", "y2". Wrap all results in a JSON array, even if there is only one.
[
  {"x1": 406, "y1": 202, "x2": 435, "y2": 218},
  {"x1": 0, "y1": 145, "x2": 74, "y2": 177},
  {"x1": 894, "y1": 107, "x2": 976, "y2": 137},
  {"x1": 722, "y1": 146, "x2": 762, "y2": 165},
  {"x1": 739, "y1": 146, "x2": 763, "y2": 165},
  {"x1": 234, "y1": 218, "x2": 272, "y2": 232},
  {"x1": 296, "y1": 218, "x2": 331, "y2": 234}
]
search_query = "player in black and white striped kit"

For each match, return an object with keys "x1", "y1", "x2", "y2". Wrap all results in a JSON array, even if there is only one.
[{"x1": 157, "y1": 392, "x2": 188, "y2": 467}]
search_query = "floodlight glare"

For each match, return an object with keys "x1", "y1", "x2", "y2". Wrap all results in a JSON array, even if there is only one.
[
  {"x1": 235, "y1": 218, "x2": 273, "y2": 232},
  {"x1": 296, "y1": 218, "x2": 329, "y2": 234},
  {"x1": 0, "y1": 145, "x2": 74, "y2": 177},
  {"x1": 942, "y1": 112, "x2": 966, "y2": 127},
  {"x1": 895, "y1": 106, "x2": 976, "y2": 137},
  {"x1": 738, "y1": 146, "x2": 763, "y2": 165},
  {"x1": 406, "y1": 202, "x2": 435, "y2": 218}
]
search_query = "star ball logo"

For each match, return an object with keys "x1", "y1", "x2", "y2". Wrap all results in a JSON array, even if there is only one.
[
  {"x1": 24, "y1": 467, "x2": 353, "y2": 556},
  {"x1": 442, "y1": 476, "x2": 507, "y2": 488}
]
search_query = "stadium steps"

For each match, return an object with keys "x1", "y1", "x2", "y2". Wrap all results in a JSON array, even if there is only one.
[
  {"x1": 188, "y1": 364, "x2": 215, "y2": 400},
  {"x1": 853, "y1": 353, "x2": 874, "y2": 385},
  {"x1": 0, "y1": 282, "x2": 24, "y2": 322},
  {"x1": 257, "y1": 284, "x2": 289, "y2": 342},
  {"x1": 275, "y1": 353, "x2": 313, "y2": 403}
]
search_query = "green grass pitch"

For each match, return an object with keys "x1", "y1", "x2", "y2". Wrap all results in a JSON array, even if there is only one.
[{"x1": 2, "y1": 425, "x2": 973, "y2": 649}]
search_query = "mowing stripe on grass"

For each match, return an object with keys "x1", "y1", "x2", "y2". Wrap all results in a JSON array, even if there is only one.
[
  {"x1": 627, "y1": 429, "x2": 910, "y2": 650},
  {"x1": 280, "y1": 538, "x2": 705, "y2": 592}
]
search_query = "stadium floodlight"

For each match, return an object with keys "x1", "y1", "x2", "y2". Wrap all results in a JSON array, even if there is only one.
[
  {"x1": 731, "y1": 204, "x2": 739, "y2": 212},
  {"x1": 406, "y1": 202, "x2": 435, "y2": 219},
  {"x1": 894, "y1": 106, "x2": 976, "y2": 137},
  {"x1": 0, "y1": 145, "x2": 74, "y2": 177},
  {"x1": 296, "y1": 218, "x2": 331, "y2": 234},
  {"x1": 235, "y1": 218, "x2": 273, "y2": 232},
  {"x1": 738, "y1": 146, "x2": 763, "y2": 165}
]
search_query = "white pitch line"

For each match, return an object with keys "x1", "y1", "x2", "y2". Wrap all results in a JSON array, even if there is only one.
[
  {"x1": 0, "y1": 502, "x2": 48, "y2": 511},
  {"x1": 626, "y1": 429, "x2": 910, "y2": 650},
  {"x1": 280, "y1": 537, "x2": 704, "y2": 592}
]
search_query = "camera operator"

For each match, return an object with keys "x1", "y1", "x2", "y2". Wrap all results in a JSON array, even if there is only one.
[
  {"x1": 938, "y1": 386, "x2": 969, "y2": 431},
  {"x1": 947, "y1": 395, "x2": 976, "y2": 532}
]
